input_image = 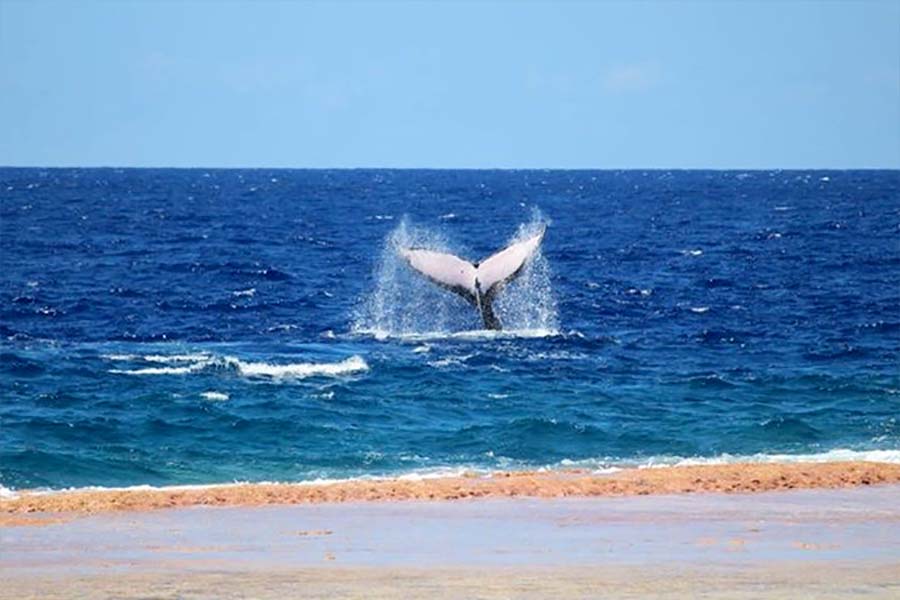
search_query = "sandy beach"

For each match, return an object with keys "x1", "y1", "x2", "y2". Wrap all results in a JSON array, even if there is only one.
[
  {"x1": 3, "y1": 463, "x2": 900, "y2": 598},
  {"x1": 2, "y1": 461, "x2": 898, "y2": 521},
  {"x1": 2, "y1": 480, "x2": 899, "y2": 599}
]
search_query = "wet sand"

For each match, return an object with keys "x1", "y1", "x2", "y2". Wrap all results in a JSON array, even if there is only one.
[
  {"x1": 2, "y1": 461, "x2": 899, "y2": 521},
  {"x1": 2, "y1": 485, "x2": 899, "y2": 599}
]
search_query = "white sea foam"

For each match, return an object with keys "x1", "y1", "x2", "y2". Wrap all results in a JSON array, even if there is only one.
[
  {"x1": 106, "y1": 353, "x2": 368, "y2": 380},
  {"x1": 103, "y1": 353, "x2": 211, "y2": 363},
  {"x1": 427, "y1": 353, "x2": 474, "y2": 369},
  {"x1": 227, "y1": 355, "x2": 368, "y2": 379},
  {"x1": 394, "y1": 466, "x2": 476, "y2": 481},
  {"x1": 2, "y1": 469, "x2": 493, "y2": 497},
  {"x1": 549, "y1": 449, "x2": 900, "y2": 474},
  {"x1": 109, "y1": 363, "x2": 209, "y2": 375},
  {"x1": 649, "y1": 448, "x2": 900, "y2": 468},
  {"x1": 141, "y1": 353, "x2": 212, "y2": 363},
  {"x1": 102, "y1": 353, "x2": 139, "y2": 361},
  {"x1": 200, "y1": 391, "x2": 229, "y2": 401}
]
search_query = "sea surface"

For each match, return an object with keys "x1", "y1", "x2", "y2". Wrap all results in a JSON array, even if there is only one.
[{"x1": 1, "y1": 168, "x2": 898, "y2": 492}]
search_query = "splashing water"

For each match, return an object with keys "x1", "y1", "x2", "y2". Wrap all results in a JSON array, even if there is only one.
[{"x1": 352, "y1": 214, "x2": 558, "y2": 338}]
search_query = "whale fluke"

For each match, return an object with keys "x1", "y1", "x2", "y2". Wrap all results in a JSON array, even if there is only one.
[{"x1": 399, "y1": 226, "x2": 546, "y2": 330}]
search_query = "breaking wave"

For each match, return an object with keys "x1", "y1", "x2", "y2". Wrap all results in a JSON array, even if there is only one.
[{"x1": 107, "y1": 353, "x2": 368, "y2": 380}]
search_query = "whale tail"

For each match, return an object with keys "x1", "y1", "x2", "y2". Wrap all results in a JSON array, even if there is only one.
[{"x1": 399, "y1": 227, "x2": 546, "y2": 330}]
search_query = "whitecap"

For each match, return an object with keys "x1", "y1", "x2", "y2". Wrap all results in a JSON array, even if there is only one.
[
  {"x1": 690, "y1": 306, "x2": 710, "y2": 314},
  {"x1": 232, "y1": 288, "x2": 256, "y2": 297},
  {"x1": 107, "y1": 352, "x2": 367, "y2": 380},
  {"x1": 110, "y1": 363, "x2": 208, "y2": 376},
  {"x1": 102, "y1": 353, "x2": 139, "y2": 361},
  {"x1": 200, "y1": 391, "x2": 229, "y2": 401},
  {"x1": 626, "y1": 287, "x2": 652, "y2": 297},
  {"x1": 228, "y1": 355, "x2": 368, "y2": 379},
  {"x1": 141, "y1": 353, "x2": 211, "y2": 363},
  {"x1": 427, "y1": 353, "x2": 474, "y2": 368}
]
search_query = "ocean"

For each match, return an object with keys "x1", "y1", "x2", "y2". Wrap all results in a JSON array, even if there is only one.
[{"x1": 1, "y1": 168, "x2": 898, "y2": 492}]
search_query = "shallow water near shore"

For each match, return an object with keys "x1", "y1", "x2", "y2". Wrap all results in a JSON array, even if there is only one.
[{"x1": 1, "y1": 168, "x2": 898, "y2": 490}]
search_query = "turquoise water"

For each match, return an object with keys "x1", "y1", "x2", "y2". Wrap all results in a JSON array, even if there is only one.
[{"x1": 1, "y1": 168, "x2": 898, "y2": 490}]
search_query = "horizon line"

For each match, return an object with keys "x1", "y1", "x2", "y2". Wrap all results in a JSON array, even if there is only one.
[{"x1": 1, "y1": 165, "x2": 898, "y2": 172}]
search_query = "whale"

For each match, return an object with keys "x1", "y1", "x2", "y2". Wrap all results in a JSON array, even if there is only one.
[{"x1": 399, "y1": 226, "x2": 546, "y2": 330}]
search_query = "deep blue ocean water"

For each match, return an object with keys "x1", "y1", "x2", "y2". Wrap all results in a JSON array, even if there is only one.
[{"x1": 1, "y1": 168, "x2": 898, "y2": 491}]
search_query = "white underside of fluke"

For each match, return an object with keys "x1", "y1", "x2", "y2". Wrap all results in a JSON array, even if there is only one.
[{"x1": 399, "y1": 227, "x2": 546, "y2": 303}]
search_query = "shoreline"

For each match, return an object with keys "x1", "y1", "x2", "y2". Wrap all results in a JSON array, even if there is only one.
[{"x1": 3, "y1": 460, "x2": 899, "y2": 521}]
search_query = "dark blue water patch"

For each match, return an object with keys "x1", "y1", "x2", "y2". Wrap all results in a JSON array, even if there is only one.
[
  {"x1": 1, "y1": 168, "x2": 899, "y2": 490},
  {"x1": 0, "y1": 352, "x2": 45, "y2": 377}
]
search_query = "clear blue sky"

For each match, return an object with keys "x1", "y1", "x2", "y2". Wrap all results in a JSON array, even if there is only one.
[{"x1": 1, "y1": 0, "x2": 898, "y2": 169}]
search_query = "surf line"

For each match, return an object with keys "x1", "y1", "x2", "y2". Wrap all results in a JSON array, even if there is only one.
[{"x1": 399, "y1": 226, "x2": 545, "y2": 330}]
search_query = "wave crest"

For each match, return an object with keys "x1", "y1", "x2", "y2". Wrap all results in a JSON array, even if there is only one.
[{"x1": 108, "y1": 353, "x2": 368, "y2": 380}]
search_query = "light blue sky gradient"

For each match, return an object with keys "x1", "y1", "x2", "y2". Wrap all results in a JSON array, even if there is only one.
[{"x1": 1, "y1": 0, "x2": 898, "y2": 168}]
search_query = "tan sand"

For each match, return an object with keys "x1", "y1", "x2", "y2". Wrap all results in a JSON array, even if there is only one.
[
  {"x1": 4, "y1": 564, "x2": 900, "y2": 600},
  {"x1": 2, "y1": 460, "x2": 898, "y2": 522},
  {"x1": 3, "y1": 485, "x2": 899, "y2": 599}
]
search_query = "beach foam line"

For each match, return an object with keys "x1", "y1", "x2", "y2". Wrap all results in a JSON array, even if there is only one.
[
  {"x1": 551, "y1": 448, "x2": 900, "y2": 472},
  {"x1": 3, "y1": 462, "x2": 899, "y2": 519},
  {"x1": 0, "y1": 485, "x2": 17, "y2": 500},
  {"x1": 661, "y1": 448, "x2": 900, "y2": 467}
]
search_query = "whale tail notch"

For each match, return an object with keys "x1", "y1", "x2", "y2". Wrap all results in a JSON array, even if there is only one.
[{"x1": 399, "y1": 226, "x2": 546, "y2": 330}]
